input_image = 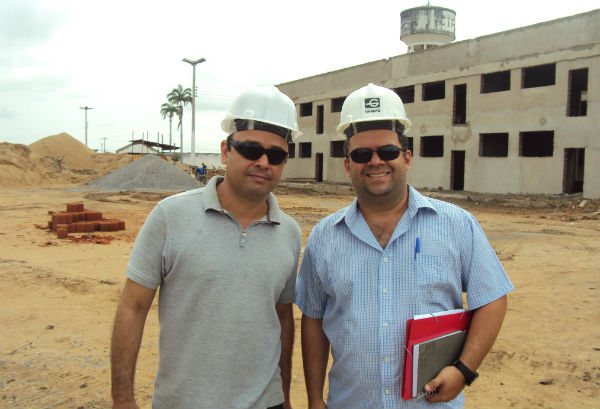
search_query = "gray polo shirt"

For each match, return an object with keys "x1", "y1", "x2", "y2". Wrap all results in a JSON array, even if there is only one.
[{"x1": 126, "y1": 176, "x2": 301, "y2": 409}]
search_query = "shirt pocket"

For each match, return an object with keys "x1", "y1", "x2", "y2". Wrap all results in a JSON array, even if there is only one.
[{"x1": 415, "y1": 247, "x2": 462, "y2": 311}]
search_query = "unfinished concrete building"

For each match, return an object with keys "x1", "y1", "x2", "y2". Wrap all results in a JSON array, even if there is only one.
[{"x1": 278, "y1": 8, "x2": 599, "y2": 198}]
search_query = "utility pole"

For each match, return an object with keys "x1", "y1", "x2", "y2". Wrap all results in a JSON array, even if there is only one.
[
  {"x1": 101, "y1": 137, "x2": 108, "y2": 153},
  {"x1": 80, "y1": 106, "x2": 93, "y2": 147},
  {"x1": 182, "y1": 57, "x2": 206, "y2": 157}
]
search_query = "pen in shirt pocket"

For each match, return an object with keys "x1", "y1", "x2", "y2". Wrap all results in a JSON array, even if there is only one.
[{"x1": 414, "y1": 237, "x2": 420, "y2": 260}]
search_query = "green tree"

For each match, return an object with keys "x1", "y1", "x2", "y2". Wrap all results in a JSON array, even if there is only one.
[
  {"x1": 167, "y1": 85, "x2": 193, "y2": 162},
  {"x1": 160, "y1": 102, "x2": 179, "y2": 147}
]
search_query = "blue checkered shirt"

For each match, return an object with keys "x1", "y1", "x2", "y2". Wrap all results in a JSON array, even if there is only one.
[{"x1": 296, "y1": 186, "x2": 514, "y2": 409}]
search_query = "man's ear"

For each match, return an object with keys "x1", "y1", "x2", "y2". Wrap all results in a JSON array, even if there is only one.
[
  {"x1": 344, "y1": 157, "x2": 350, "y2": 177},
  {"x1": 404, "y1": 149, "x2": 412, "y2": 171},
  {"x1": 220, "y1": 140, "x2": 229, "y2": 165}
]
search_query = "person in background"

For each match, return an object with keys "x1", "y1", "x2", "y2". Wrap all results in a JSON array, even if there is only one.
[
  {"x1": 111, "y1": 85, "x2": 303, "y2": 409},
  {"x1": 296, "y1": 83, "x2": 514, "y2": 409}
]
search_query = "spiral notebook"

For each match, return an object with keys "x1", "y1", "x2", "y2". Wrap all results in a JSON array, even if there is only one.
[
  {"x1": 412, "y1": 330, "x2": 466, "y2": 397},
  {"x1": 402, "y1": 309, "x2": 472, "y2": 400}
]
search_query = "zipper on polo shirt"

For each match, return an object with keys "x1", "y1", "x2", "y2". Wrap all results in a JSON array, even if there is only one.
[
  {"x1": 240, "y1": 229, "x2": 247, "y2": 247},
  {"x1": 238, "y1": 220, "x2": 271, "y2": 247},
  {"x1": 219, "y1": 209, "x2": 269, "y2": 248}
]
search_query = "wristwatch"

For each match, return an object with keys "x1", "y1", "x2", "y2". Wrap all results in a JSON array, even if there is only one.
[{"x1": 453, "y1": 359, "x2": 479, "y2": 386}]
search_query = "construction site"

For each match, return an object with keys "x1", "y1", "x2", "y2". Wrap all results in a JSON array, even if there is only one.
[{"x1": 0, "y1": 131, "x2": 598, "y2": 408}]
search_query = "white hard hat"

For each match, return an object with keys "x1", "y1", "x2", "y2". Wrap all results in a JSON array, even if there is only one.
[
  {"x1": 336, "y1": 83, "x2": 412, "y2": 138},
  {"x1": 221, "y1": 85, "x2": 302, "y2": 141}
]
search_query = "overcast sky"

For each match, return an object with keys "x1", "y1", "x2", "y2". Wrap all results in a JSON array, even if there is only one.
[{"x1": 1, "y1": 0, "x2": 597, "y2": 153}]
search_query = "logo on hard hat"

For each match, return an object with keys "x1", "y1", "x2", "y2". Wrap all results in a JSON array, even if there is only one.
[{"x1": 364, "y1": 98, "x2": 381, "y2": 113}]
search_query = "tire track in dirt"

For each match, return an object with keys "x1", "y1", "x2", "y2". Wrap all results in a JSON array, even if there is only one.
[{"x1": 0, "y1": 258, "x2": 118, "y2": 295}]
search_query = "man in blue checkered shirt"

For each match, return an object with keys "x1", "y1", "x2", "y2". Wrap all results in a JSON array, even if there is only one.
[{"x1": 295, "y1": 83, "x2": 514, "y2": 409}]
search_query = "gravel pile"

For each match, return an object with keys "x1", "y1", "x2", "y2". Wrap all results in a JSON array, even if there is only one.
[{"x1": 86, "y1": 154, "x2": 202, "y2": 191}]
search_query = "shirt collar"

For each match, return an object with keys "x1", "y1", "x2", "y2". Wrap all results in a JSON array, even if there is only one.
[
  {"x1": 333, "y1": 185, "x2": 437, "y2": 226},
  {"x1": 407, "y1": 185, "x2": 438, "y2": 214},
  {"x1": 202, "y1": 176, "x2": 281, "y2": 224}
]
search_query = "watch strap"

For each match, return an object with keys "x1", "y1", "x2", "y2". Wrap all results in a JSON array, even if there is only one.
[{"x1": 453, "y1": 359, "x2": 479, "y2": 386}]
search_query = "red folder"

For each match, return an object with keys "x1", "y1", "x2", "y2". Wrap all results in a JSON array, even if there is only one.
[{"x1": 402, "y1": 309, "x2": 473, "y2": 400}]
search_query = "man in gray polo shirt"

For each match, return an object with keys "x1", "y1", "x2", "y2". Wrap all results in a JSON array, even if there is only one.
[{"x1": 111, "y1": 85, "x2": 302, "y2": 409}]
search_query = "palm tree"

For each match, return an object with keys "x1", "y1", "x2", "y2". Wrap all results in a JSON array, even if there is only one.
[
  {"x1": 160, "y1": 102, "x2": 178, "y2": 146},
  {"x1": 167, "y1": 85, "x2": 193, "y2": 162}
]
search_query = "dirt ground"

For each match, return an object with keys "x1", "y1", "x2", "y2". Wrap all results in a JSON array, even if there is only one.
[{"x1": 0, "y1": 183, "x2": 599, "y2": 409}]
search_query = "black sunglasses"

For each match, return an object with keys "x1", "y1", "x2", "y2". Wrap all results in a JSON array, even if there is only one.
[
  {"x1": 229, "y1": 139, "x2": 289, "y2": 165},
  {"x1": 347, "y1": 145, "x2": 405, "y2": 163}
]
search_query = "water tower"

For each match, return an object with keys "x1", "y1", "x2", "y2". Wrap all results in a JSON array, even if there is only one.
[{"x1": 401, "y1": 4, "x2": 456, "y2": 52}]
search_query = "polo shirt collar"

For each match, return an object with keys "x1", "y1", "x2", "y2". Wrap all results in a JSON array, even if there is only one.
[{"x1": 202, "y1": 176, "x2": 282, "y2": 224}]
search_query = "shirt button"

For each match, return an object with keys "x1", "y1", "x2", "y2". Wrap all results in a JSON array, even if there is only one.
[
  {"x1": 384, "y1": 357, "x2": 390, "y2": 362},
  {"x1": 382, "y1": 288, "x2": 388, "y2": 294},
  {"x1": 383, "y1": 322, "x2": 388, "y2": 328},
  {"x1": 383, "y1": 257, "x2": 388, "y2": 262},
  {"x1": 385, "y1": 389, "x2": 391, "y2": 395}
]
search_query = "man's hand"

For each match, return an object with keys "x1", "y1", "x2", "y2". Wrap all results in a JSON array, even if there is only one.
[
  {"x1": 424, "y1": 365, "x2": 466, "y2": 403},
  {"x1": 425, "y1": 296, "x2": 508, "y2": 402}
]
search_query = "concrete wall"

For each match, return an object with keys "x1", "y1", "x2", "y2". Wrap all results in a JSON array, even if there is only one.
[
  {"x1": 182, "y1": 152, "x2": 224, "y2": 168},
  {"x1": 279, "y1": 9, "x2": 600, "y2": 198}
]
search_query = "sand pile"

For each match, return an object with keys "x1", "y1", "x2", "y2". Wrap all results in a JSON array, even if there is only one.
[
  {"x1": 0, "y1": 133, "x2": 133, "y2": 188},
  {"x1": 29, "y1": 132, "x2": 130, "y2": 173},
  {"x1": 0, "y1": 142, "x2": 59, "y2": 187},
  {"x1": 85, "y1": 154, "x2": 202, "y2": 191},
  {"x1": 29, "y1": 132, "x2": 97, "y2": 169}
]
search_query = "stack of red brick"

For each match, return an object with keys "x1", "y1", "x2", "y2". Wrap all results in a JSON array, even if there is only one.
[{"x1": 48, "y1": 202, "x2": 125, "y2": 239}]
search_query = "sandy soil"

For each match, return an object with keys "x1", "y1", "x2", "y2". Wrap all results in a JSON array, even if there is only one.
[{"x1": 0, "y1": 184, "x2": 599, "y2": 409}]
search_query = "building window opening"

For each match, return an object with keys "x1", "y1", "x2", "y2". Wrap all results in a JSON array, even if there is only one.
[
  {"x1": 331, "y1": 97, "x2": 346, "y2": 113},
  {"x1": 288, "y1": 142, "x2": 296, "y2": 159},
  {"x1": 330, "y1": 141, "x2": 345, "y2": 158},
  {"x1": 567, "y1": 68, "x2": 588, "y2": 117},
  {"x1": 519, "y1": 131, "x2": 554, "y2": 157},
  {"x1": 420, "y1": 135, "x2": 444, "y2": 157},
  {"x1": 299, "y1": 142, "x2": 312, "y2": 158},
  {"x1": 522, "y1": 63, "x2": 555, "y2": 88},
  {"x1": 316, "y1": 105, "x2": 324, "y2": 134},
  {"x1": 479, "y1": 133, "x2": 509, "y2": 157},
  {"x1": 423, "y1": 81, "x2": 445, "y2": 101},
  {"x1": 453, "y1": 84, "x2": 467, "y2": 124},
  {"x1": 481, "y1": 70, "x2": 511, "y2": 93},
  {"x1": 394, "y1": 86, "x2": 415, "y2": 103},
  {"x1": 300, "y1": 102, "x2": 312, "y2": 117}
]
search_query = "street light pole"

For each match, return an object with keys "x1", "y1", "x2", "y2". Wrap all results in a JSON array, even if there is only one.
[
  {"x1": 80, "y1": 106, "x2": 93, "y2": 147},
  {"x1": 182, "y1": 57, "x2": 206, "y2": 157}
]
